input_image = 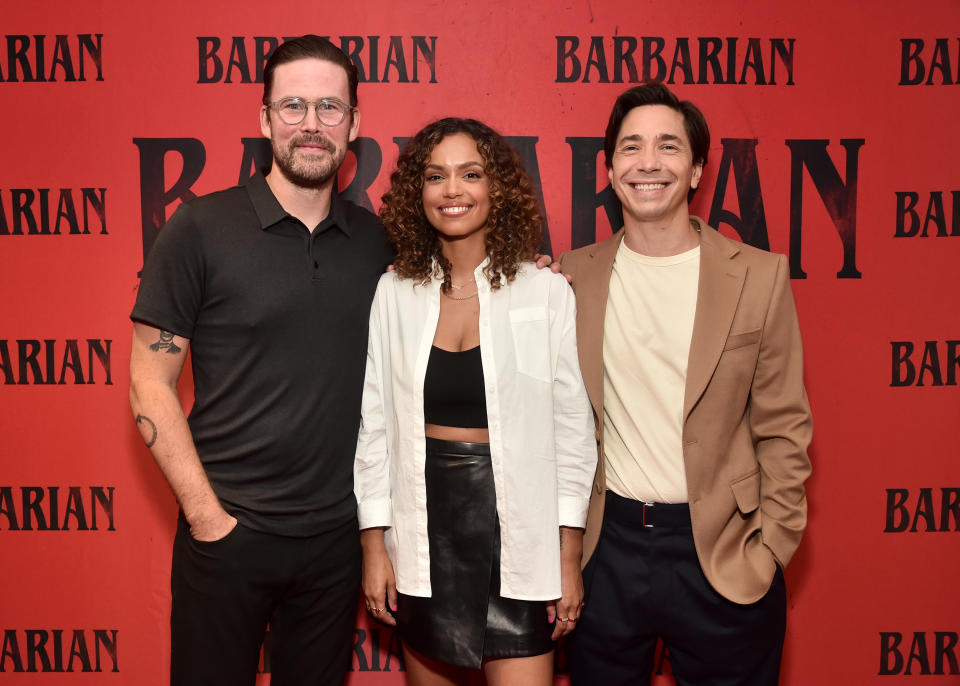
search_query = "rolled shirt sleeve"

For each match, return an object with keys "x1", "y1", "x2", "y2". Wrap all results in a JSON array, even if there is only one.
[
  {"x1": 549, "y1": 274, "x2": 598, "y2": 529},
  {"x1": 354, "y1": 277, "x2": 394, "y2": 530}
]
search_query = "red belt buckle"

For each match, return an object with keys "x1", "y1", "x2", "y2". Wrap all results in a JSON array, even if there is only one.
[{"x1": 642, "y1": 502, "x2": 655, "y2": 528}]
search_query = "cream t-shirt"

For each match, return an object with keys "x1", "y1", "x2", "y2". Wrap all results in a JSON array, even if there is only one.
[{"x1": 603, "y1": 239, "x2": 699, "y2": 504}]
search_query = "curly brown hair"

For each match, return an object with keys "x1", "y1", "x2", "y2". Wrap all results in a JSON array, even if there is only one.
[{"x1": 380, "y1": 118, "x2": 543, "y2": 292}]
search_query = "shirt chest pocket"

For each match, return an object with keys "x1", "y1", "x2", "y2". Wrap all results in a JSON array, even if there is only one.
[{"x1": 508, "y1": 306, "x2": 551, "y2": 383}]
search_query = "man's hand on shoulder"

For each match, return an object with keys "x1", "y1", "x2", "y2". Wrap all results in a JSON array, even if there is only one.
[{"x1": 534, "y1": 253, "x2": 572, "y2": 283}]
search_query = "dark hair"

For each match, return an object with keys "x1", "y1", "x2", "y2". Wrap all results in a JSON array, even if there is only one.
[
  {"x1": 603, "y1": 83, "x2": 710, "y2": 200},
  {"x1": 380, "y1": 118, "x2": 542, "y2": 292},
  {"x1": 262, "y1": 35, "x2": 359, "y2": 107}
]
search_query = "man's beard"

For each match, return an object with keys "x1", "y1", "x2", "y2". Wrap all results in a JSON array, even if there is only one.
[{"x1": 271, "y1": 134, "x2": 344, "y2": 189}]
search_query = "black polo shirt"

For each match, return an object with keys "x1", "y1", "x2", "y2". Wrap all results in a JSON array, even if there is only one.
[{"x1": 132, "y1": 173, "x2": 394, "y2": 536}]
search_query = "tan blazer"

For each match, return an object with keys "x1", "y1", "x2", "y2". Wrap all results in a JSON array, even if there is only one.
[{"x1": 559, "y1": 217, "x2": 812, "y2": 604}]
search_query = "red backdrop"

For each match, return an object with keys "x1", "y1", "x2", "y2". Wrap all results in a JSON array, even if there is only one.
[{"x1": 2, "y1": 0, "x2": 958, "y2": 683}]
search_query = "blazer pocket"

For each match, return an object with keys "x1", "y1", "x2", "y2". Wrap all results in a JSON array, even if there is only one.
[
  {"x1": 729, "y1": 469, "x2": 761, "y2": 514},
  {"x1": 509, "y1": 306, "x2": 551, "y2": 382},
  {"x1": 723, "y1": 328, "x2": 762, "y2": 351}
]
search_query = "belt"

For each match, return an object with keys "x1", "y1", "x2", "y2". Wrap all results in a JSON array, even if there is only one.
[{"x1": 605, "y1": 490, "x2": 692, "y2": 529}]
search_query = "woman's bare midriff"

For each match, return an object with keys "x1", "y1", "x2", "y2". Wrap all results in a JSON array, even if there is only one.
[{"x1": 424, "y1": 424, "x2": 490, "y2": 444}]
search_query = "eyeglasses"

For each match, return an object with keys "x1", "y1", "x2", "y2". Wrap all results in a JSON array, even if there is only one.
[{"x1": 268, "y1": 97, "x2": 355, "y2": 127}]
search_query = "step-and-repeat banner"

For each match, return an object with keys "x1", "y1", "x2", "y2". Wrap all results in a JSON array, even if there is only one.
[{"x1": 2, "y1": 0, "x2": 958, "y2": 683}]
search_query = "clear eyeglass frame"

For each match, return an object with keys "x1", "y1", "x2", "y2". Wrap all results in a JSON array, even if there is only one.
[{"x1": 268, "y1": 97, "x2": 354, "y2": 127}]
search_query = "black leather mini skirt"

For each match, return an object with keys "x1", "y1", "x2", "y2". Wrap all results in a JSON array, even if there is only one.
[{"x1": 396, "y1": 437, "x2": 554, "y2": 669}]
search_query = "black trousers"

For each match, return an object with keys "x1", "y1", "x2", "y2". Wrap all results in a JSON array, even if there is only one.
[
  {"x1": 566, "y1": 492, "x2": 786, "y2": 686},
  {"x1": 170, "y1": 512, "x2": 361, "y2": 686}
]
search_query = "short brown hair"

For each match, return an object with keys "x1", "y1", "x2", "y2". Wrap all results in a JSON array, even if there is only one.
[
  {"x1": 603, "y1": 83, "x2": 710, "y2": 201},
  {"x1": 262, "y1": 35, "x2": 359, "y2": 106}
]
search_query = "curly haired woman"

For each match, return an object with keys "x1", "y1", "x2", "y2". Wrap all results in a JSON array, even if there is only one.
[{"x1": 354, "y1": 118, "x2": 597, "y2": 686}]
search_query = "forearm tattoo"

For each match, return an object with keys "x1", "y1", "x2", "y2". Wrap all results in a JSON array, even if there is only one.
[
  {"x1": 149, "y1": 330, "x2": 182, "y2": 354},
  {"x1": 136, "y1": 414, "x2": 158, "y2": 448}
]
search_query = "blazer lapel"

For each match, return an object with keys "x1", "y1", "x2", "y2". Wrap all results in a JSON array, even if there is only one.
[
  {"x1": 576, "y1": 231, "x2": 624, "y2": 423},
  {"x1": 683, "y1": 225, "x2": 746, "y2": 421}
]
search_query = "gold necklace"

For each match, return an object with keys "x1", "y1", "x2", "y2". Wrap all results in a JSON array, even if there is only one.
[{"x1": 443, "y1": 288, "x2": 478, "y2": 301}]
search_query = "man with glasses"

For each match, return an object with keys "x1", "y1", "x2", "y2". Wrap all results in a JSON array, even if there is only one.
[{"x1": 129, "y1": 35, "x2": 393, "y2": 685}]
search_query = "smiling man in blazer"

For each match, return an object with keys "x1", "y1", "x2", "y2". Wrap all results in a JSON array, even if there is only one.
[{"x1": 560, "y1": 84, "x2": 813, "y2": 685}]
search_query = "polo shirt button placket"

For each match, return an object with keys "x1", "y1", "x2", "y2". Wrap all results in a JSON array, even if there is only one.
[{"x1": 306, "y1": 233, "x2": 321, "y2": 277}]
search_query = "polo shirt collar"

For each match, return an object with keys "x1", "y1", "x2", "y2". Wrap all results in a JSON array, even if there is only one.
[
  {"x1": 245, "y1": 171, "x2": 353, "y2": 236},
  {"x1": 318, "y1": 191, "x2": 352, "y2": 236}
]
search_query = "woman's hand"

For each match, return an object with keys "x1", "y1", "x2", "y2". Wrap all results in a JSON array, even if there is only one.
[
  {"x1": 548, "y1": 526, "x2": 585, "y2": 639},
  {"x1": 360, "y1": 528, "x2": 398, "y2": 626}
]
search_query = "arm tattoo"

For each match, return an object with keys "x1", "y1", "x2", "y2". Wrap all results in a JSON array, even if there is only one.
[
  {"x1": 136, "y1": 414, "x2": 158, "y2": 448},
  {"x1": 149, "y1": 330, "x2": 182, "y2": 354}
]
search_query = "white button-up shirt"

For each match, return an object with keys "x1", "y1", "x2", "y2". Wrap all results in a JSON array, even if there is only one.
[{"x1": 355, "y1": 261, "x2": 597, "y2": 600}]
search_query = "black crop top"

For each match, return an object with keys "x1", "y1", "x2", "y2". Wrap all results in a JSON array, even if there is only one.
[{"x1": 422, "y1": 345, "x2": 488, "y2": 429}]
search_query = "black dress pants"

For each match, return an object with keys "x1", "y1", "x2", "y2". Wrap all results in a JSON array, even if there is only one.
[
  {"x1": 566, "y1": 491, "x2": 786, "y2": 686},
  {"x1": 170, "y1": 512, "x2": 361, "y2": 686}
]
